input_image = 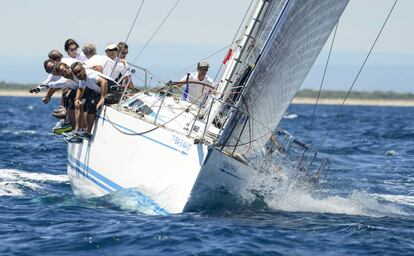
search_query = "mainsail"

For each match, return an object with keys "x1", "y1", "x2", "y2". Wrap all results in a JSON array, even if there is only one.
[{"x1": 219, "y1": 0, "x2": 349, "y2": 157}]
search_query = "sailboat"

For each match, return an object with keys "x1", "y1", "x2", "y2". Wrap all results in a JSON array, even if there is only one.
[{"x1": 67, "y1": 0, "x2": 349, "y2": 215}]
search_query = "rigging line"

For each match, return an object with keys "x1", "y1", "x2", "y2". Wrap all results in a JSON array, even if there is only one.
[
  {"x1": 317, "y1": 0, "x2": 399, "y2": 150},
  {"x1": 126, "y1": 62, "x2": 167, "y2": 83},
  {"x1": 168, "y1": 43, "x2": 232, "y2": 80},
  {"x1": 131, "y1": 0, "x2": 182, "y2": 63},
  {"x1": 229, "y1": 0, "x2": 256, "y2": 50},
  {"x1": 108, "y1": 0, "x2": 144, "y2": 80},
  {"x1": 305, "y1": 22, "x2": 339, "y2": 143},
  {"x1": 124, "y1": 0, "x2": 145, "y2": 44},
  {"x1": 104, "y1": 92, "x2": 204, "y2": 136},
  {"x1": 147, "y1": 71, "x2": 166, "y2": 84},
  {"x1": 213, "y1": 0, "x2": 256, "y2": 81},
  {"x1": 220, "y1": 130, "x2": 271, "y2": 148}
]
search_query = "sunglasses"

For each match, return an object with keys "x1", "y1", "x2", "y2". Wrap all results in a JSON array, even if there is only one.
[
  {"x1": 68, "y1": 47, "x2": 78, "y2": 52},
  {"x1": 72, "y1": 64, "x2": 83, "y2": 74},
  {"x1": 107, "y1": 49, "x2": 118, "y2": 52},
  {"x1": 46, "y1": 63, "x2": 57, "y2": 74}
]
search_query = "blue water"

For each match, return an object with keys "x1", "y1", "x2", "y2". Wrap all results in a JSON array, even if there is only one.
[{"x1": 1, "y1": 96, "x2": 413, "y2": 255}]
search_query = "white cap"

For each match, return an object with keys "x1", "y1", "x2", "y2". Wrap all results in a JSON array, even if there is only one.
[
  {"x1": 105, "y1": 43, "x2": 118, "y2": 51},
  {"x1": 198, "y1": 61, "x2": 209, "y2": 69}
]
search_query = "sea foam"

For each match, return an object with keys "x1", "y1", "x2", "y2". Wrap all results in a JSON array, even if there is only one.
[{"x1": 0, "y1": 169, "x2": 68, "y2": 197}]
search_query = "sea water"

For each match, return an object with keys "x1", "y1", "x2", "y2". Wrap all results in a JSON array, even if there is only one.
[{"x1": 0, "y1": 96, "x2": 413, "y2": 255}]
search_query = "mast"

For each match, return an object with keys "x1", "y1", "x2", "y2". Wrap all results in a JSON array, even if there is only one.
[
  {"x1": 205, "y1": 0, "x2": 285, "y2": 137},
  {"x1": 213, "y1": 0, "x2": 350, "y2": 158},
  {"x1": 215, "y1": 0, "x2": 275, "y2": 98}
]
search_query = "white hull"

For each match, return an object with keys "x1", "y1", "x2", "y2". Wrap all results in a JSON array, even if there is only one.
[{"x1": 67, "y1": 105, "x2": 257, "y2": 214}]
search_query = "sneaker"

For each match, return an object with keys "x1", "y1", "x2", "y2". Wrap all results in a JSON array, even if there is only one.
[
  {"x1": 53, "y1": 122, "x2": 73, "y2": 134},
  {"x1": 63, "y1": 130, "x2": 81, "y2": 138},
  {"x1": 63, "y1": 130, "x2": 75, "y2": 138},
  {"x1": 52, "y1": 108, "x2": 66, "y2": 119},
  {"x1": 77, "y1": 130, "x2": 92, "y2": 141},
  {"x1": 82, "y1": 133, "x2": 92, "y2": 141},
  {"x1": 53, "y1": 106, "x2": 64, "y2": 113},
  {"x1": 64, "y1": 133, "x2": 82, "y2": 144},
  {"x1": 52, "y1": 120, "x2": 65, "y2": 129},
  {"x1": 63, "y1": 131, "x2": 83, "y2": 143}
]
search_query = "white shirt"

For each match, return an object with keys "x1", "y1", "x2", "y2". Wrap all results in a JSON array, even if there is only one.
[
  {"x1": 84, "y1": 55, "x2": 106, "y2": 69},
  {"x1": 102, "y1": 56, "x2": 129, "y2": 82},
  {"x1": 49, "y1": 77, "x2": 78, "y2": 90},
  {"x1": 180, "y1": 72, "x2": 215, "y2": 103},
  {"x1": 41, "y1": 74, "x2": 60, "y2": 86},
  {"x1": 79, "y1": 69, "x2": 114, "y2": 93},
  {"x1": 41, "y1": 58, "x2": 77, "y2": 87},
  {"x1": 62, "y1": 57, "x2": 77, "y2": 66},
  {"x1": 75, "y1": 52, "x2": 88, "y2": 62}
]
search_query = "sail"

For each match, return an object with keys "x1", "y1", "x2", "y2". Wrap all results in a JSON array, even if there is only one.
[{"x1": 220, "y1": 0, "x2": 349, "y2": 157}]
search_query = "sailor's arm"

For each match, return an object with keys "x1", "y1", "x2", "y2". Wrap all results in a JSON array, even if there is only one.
[
  {"x1": 96, "y1": 77, "x2": 108, "y2": 109},
  {"x1": 42, "y1": 88, "x2": 58, "y2": 104},
  {"x1": 31, "y1": 74, "x2": 60, "y2": 93},
  {"x1": 74, "y1": 87, "x2": 84, "y2": 108}
]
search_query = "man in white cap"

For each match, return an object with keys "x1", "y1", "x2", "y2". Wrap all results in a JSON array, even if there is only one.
[
  {"x1": 102, "y1": 43, "x2": 129, "y2": 83},
  {"x1": 180, "y1": 61, "x2": 215, "y2": 105}
]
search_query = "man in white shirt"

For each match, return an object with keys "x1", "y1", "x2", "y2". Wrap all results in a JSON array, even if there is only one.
[
  {"x1": 30, "y1": 51, "x2": 77, "y2": 93},
  {"x1": 71, "y1": 62, "x2": 116, "y2": 139},
  {"x1": 180, "y1": 61, "x2": 216, "y2": 105},
  {"x1": 42, "y1": 62, "x2": 79, "y2": 130},
  {"x1": 82, "y1": 43, "x2": 107, "y2": 73},
  {"x1": 116, "y1": 42, "x2": 134, "y2": 89},
  {"x1": 102, "y1": 43, "x2": 129, "y2": 84}
]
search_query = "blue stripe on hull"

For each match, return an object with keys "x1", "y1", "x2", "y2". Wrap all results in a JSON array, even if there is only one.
[
  {"x1": 67, "y1": 159, "x2": 114, "y2": 192},
  {"x1": 67, "y1": 154, "x2": 169, "y2": 215}
]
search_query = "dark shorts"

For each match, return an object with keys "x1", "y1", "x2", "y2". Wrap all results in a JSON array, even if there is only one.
[
  {"x1": 82, "y1": 88, "x2": 100, "y2": 114},
  {"x1": 64, "y1": 89, "x2": 77, "y2": 110}
]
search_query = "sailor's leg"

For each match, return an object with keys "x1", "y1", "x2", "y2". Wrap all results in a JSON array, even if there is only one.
[{"x1": 86, "y1": 113, "x2": 96, "y2": 135}]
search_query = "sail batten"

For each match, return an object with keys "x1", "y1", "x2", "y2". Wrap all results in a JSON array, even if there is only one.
[{"x1": 220, "y1": 0, "x2": 349, "y2": 157}]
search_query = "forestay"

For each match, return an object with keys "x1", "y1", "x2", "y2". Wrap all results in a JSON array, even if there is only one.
[{"x1": 220, "y1": 0, "x2": 349, "y2": 157}]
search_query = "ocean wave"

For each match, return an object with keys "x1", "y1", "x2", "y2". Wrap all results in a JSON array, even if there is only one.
[
  {"x1": 0, "y1": 169, "x2": 68, "y2": 197},
  {"x1": 97, "y1": 188, "x2": 169, "y2": 216},
  {"x1": 242, "y1": 170, "x2": 406, "y2": 217},
  {"x1": 283, "y1": 113, "x2": 298, "y2": 119},
  {"x1": 372, "y1": 193, "x2": 414, "y2": 207},
  {"x1": 0, "y1": 129, "x2": 37, "y2": 135},
  {"x1": 264, "y1": 188, "x2": 407, "y2": 217}
]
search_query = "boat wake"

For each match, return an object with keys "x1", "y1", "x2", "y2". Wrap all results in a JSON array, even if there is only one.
[
  {"x1": 243, "y1": 171, "x2": 408, "y2": 217},
  {"x1": 97, "y1": 189, "x2": 169, "y2": 216},
  {"x1": 372, "y1": 193, "x2": 414, "y2": 208},
  {"x1": 0, "y1": 169, "x2": 69, "y2": 197}
]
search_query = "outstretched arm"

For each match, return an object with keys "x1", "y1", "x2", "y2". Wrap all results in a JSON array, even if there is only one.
[{"x1": 42, "y1": 88, "x2": 58, "y2": 104}]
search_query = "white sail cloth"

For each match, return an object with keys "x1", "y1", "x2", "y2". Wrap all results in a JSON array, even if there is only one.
[{"x1": 222, "y1": 0, "x2": 349, "y2": 157}]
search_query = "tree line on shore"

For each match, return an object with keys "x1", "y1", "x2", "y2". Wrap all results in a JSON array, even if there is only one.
[
  {"x1": 1, "y1": 81, "x2": 413, "y2": 100},
  {"x1": 296, "y1": 89, "x2": 414, "y2": 100}
]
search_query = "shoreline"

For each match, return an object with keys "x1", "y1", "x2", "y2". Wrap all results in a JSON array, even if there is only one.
[
  {"x1": 0, "y1": 89, "x2": 61, "y2": 98},
  {"x1": 1, "y1": 89, "x2": 414, "y2": 107},
  {"x1": 291, "y1": 97, "x2": 414, "y2": 107}
]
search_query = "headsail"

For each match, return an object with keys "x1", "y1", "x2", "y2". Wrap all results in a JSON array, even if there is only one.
[{"x1": 218, "y1": 0, "x2": 349, "y2": 157}]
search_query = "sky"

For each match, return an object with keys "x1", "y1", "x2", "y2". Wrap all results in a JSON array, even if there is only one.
[{"x1": 0, "y1": 0, "x2": 413, "y2": 92}]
